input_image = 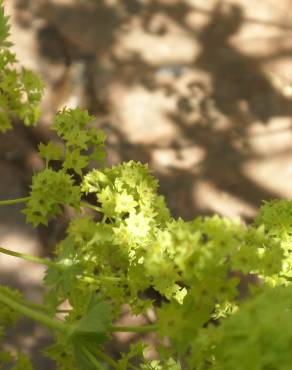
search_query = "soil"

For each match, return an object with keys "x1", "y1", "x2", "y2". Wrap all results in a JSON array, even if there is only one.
[{"x1": 2, "y1": 0, "x2": 292, "y2": 368}]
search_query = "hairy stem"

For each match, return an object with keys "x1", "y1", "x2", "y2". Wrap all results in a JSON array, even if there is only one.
[
  {"x1": 81, "y1": 201, "x2": 102, "y2": 212},
  {"x1": 0, "y1": 196, "x2": 101, "y2": 214},
  {"x1": 0, "y1": 196, "x2": 29, "y2": 206},
  {"x1": 81, "y1": 345, "x2": 107, "y2": 370},
  {"x1": 0, "y1": 246, "x2": 123, "y2": 288},
  {"x1": 82, "y1": 276, "x2": 123, "y2": 284},
  {"x1": 0, "y1": 290, "x2": 68, "y2": 333},
  {"x1": 0, "y1": 246, "x2": 54, "y2": 267},
  {"x1": 110, "y1": 324, "x2": 157, "y2": 334},
  {"x1": 95, "y1": 349, "x2": 119, "y2": 369}
]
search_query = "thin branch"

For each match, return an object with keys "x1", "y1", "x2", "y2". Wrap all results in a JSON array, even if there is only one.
[
  {"x1": 0, "y1": 197, "x2": 29, "y2": 206},
  {"x1": 110, "y1": 324, "x2": 157, "y2": 334},
  {"x1": 0, "y1": 246, "x2": 54, "y2": 267}
]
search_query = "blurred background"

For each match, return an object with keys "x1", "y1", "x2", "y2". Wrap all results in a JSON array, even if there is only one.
[{"x1": 2, "y1": 0, "x2": 292, "y2": 368}]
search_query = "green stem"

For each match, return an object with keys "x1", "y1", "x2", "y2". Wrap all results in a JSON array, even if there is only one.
[
  {"x1": 95, "y1": 349, "x2": 119, "y2": 369},
  {"x1": 0, "y1": 290, "x2": 68, "y2": 334},
  {"x1": 82, "y1": 276, "x2": 122, "y2": 284},
  {"x1": 0, "y1": 196, "x2": 101, "y2": 214},
  {"x1": 26, "y1": 303, "x2": 71, "y2": 315},
  {"x1": 81, "y1": 201, "x2": 102, "y2": 213},
  {"x1": 81, "y1": 345, "x2": 106, "y2": 370},
  {"x1": 128, "y1": 363, "x2": 140, "y2": 370},
  {"x1": 110, "y1": 324, "x2": 157, "y2": 334},
  {"x1": 0, "y1": 246, "x2": 54, "y2": 267},
  {"x1": 56, "y1": 309, "x2": 71, "y2": 313},
  {"x1": 24, "y1": 300, "x2": 52, "y2": 314},
  {"x1": 0, "y1": 246, "x2": 124, "y2": 288},
  {"x1": 0, "y1": 197, "x2": 29, "y2": 206}
]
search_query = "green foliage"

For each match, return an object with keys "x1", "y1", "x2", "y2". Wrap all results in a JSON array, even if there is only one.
[
  {"x1": 38, "y1": 141, "x2": 63, "y2": 164},
  {"x1": 191, "y1": 284, "x2": 292, "y2": 370},
  {"x1": 0, "y1": 287, "x2": 33, "y2": 369},
  {"x1": 23, "y1": 168, "x2": 80, "y2": 227},
  {"x1": 53, "y1": 107, "x2": 106, "y2": 174},
  {"x1": 0, "y1": 0, "x2": 9, "y2": 47},
  {"x1": 0, "y1": 3, "x2": 44, "y2": 132},
  {"x1": 46, "y1": 297, "x2": 111, "y2": 370},
  {"x1": 2, "y1": 1, "x2": 292, "y2": 369},
  {"x1": 0, "y1": 286, "x2": 21, "y2": 334},
  {"x1": 255, "y1": 199, "x2": 292, "y2": 284}
]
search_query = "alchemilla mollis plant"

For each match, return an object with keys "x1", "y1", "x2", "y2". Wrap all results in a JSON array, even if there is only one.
[{"x1": 1, "y1": 1, "x2": 292, "y2": 369}]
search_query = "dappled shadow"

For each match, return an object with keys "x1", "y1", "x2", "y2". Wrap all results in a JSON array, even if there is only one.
[
  {"x1": 11, "y1": 0, "x2": 292, "y2": 220},
  {"x1": 196, "y1": 3, "x2": 292, "y2": 123}
]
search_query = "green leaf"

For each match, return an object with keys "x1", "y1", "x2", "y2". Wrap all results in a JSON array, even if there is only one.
[
  {"x1": 69, "y1": 298, "x2": 112, "y2": 369},
  {"x1": 193, "y1": 285, "x2": 292, "y2": 370},
  {"x1": 21, "y1": 68, "x2": 44, "y2": 103},
  {"x1": 72, "y1": 340, "x2": 102, "y2": 370},
  {"x1": 52, "y1": 107, "x2": 93, "y2": 149},
  {"x1": 51, "y1": 107, "x2": 106, "y2": 170},
  {"x1": 38, "y1": 141, "x2": 63, "y2": 163},
  {"x1": 74, "y1": 299, "x2": 111, "y2": 336},
  {"x1": 0, "y1": 0, "x2": 10, "y2": 47},
  {"x1": 44, "y1": 260, "x2": 83, "y2": 301},
  {"x1": 63, "y1": 148, "x2": 89, "y2": 176},
  {"x1": 44, "y1": 236, "x2": 83, "y2": 309}
]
